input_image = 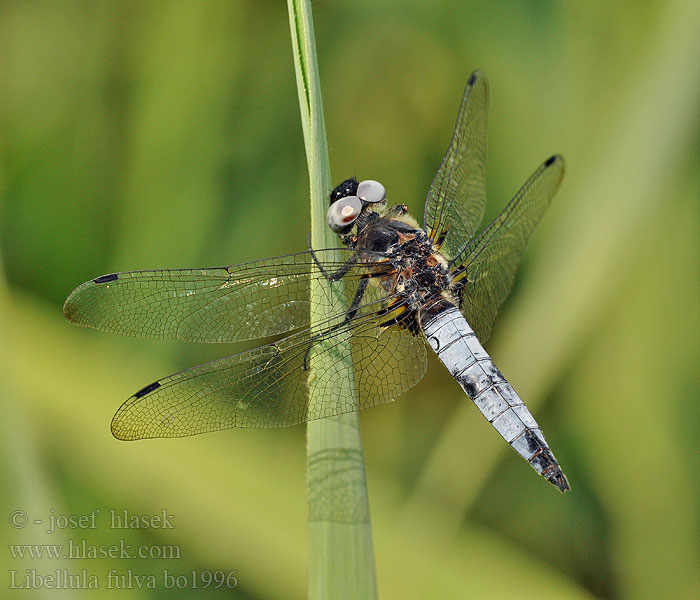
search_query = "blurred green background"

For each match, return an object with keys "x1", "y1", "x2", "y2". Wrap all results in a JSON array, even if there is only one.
[{"x1": 2, "y1": 1, "x2": 699, "y2": 598}]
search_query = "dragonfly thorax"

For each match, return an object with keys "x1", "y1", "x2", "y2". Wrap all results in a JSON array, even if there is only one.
[{"x1": 384, "y1": 226, "x2": 455, "y2": 313}]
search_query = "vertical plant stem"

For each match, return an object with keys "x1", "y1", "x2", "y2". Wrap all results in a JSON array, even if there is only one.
[{"x1": 287, "y1": 1, "x2": 378, "y2": 598}]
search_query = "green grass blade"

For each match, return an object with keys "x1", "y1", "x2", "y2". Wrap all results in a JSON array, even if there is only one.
[{"x1": 287, "y1": 1, "x2": 378, "y2": 598}]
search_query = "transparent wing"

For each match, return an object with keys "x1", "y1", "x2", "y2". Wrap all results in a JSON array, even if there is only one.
[
  {"x1": 110, "y1": 279, "x2": 428, "y2": 439},
  {"x1": 423, "y1": 70, "x2": 489, "y2": 261},
  {"x1": 453, "y1": 155, "x2": 565, "y2": 343},
  {"x1": 63, "y1": 249, "x2": 390, "y2": 343}
]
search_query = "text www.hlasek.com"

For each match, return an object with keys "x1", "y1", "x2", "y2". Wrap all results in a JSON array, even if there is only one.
[
  {"x1": 9, "y1": 539, "x2": 180, "y2": 560},
  {"x1": 7, "y1": 508, "x2": 238, "y2": 589}
]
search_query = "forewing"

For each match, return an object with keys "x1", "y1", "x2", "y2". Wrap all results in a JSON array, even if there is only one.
[
  {"x1": 454, "y1": 155, "x2": 565, "y2": 343},
  {"x1": 423, "y1": 70, "x2": 489, "y2": 261},
  {"x1": 63, "y1": 250, "x2": 388, "y2": 343},
  {"x1": 110, "y1": 280, "x2": 427, "y2": 439}
]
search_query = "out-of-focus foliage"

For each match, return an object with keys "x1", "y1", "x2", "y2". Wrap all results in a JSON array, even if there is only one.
[{"x1": 1, "y1": 1, "x2": 698, "y2": 598}]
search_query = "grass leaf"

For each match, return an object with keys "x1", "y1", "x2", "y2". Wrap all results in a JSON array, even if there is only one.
[{"x1": 287, "y1": 1, "x2": 378, "y2": 598}]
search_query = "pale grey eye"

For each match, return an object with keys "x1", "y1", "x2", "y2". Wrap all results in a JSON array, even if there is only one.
[
  {"x1": 327, "y1": 195, "x2": 362, "y2": 232},
  {"x1": 357, "y1": 180, "x2": 385, "y2": 203}
]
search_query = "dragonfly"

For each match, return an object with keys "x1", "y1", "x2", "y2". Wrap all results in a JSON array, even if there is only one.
[{"x1": 63, "y1": 70, "x2": 569, "y2": 492}]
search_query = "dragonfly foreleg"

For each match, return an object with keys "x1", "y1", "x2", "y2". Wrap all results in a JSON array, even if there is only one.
[{"x1": 306, "y1": 232, "x2": 358, "y2": 281}]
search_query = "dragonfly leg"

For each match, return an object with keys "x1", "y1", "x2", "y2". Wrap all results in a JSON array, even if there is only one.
[
  {"x1": 302, "y1": 277, "x2": 369, "y2": 370},
  {"x1": 306, "y1": 232, "x2": 358, "y2": 281}
]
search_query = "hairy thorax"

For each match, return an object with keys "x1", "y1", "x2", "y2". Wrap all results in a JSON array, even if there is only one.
[
  {"x1": 351, "y1": 207, "x2": 459, "y2": 332},
  {"x1": 387, "y1": 229, "x2": 455, "y2": 311}
]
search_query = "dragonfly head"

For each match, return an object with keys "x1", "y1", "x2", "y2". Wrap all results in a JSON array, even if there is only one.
[
  {"x1": 327, "y1": 178, "x2": 387, "y2": 236},
  {"x1": 330, "y1": 177, "x2": 359, "y2": 203}
]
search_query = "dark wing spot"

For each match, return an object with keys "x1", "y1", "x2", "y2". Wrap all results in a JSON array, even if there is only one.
[
  {"x1": 544, "y1": 155, "x2": 556, "y2": 167},
  {"x1": 134, "y1": 381, "x2": 161, "y2": 398},
  {"x1": 93, "y1": 273, "x2": 119, "y2": 284},
  {"x1": 468, "y1": 72, "x2": 477, "y2": 86}
]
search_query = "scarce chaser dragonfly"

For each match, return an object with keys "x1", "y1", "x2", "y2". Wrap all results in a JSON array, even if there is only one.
[{"x1": 64, "y1": 70, "x2": 569, "y2": 492}]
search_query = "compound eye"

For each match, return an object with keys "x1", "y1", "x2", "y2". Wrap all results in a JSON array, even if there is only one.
[
  {"x1": 327, "y1": 195, "x2": 362, "y2": 232},
  {"x1": 357, "y1": 180, "x2": 385, "y2": 203}
]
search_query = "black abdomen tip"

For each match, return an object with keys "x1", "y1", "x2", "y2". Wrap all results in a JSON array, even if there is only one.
[
  {"x1": 550, "y1": 471, "x2": 571, "y2": 493},
  {"x1": 93, "y1": 273, "x2": 119, "y2": 284}
]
